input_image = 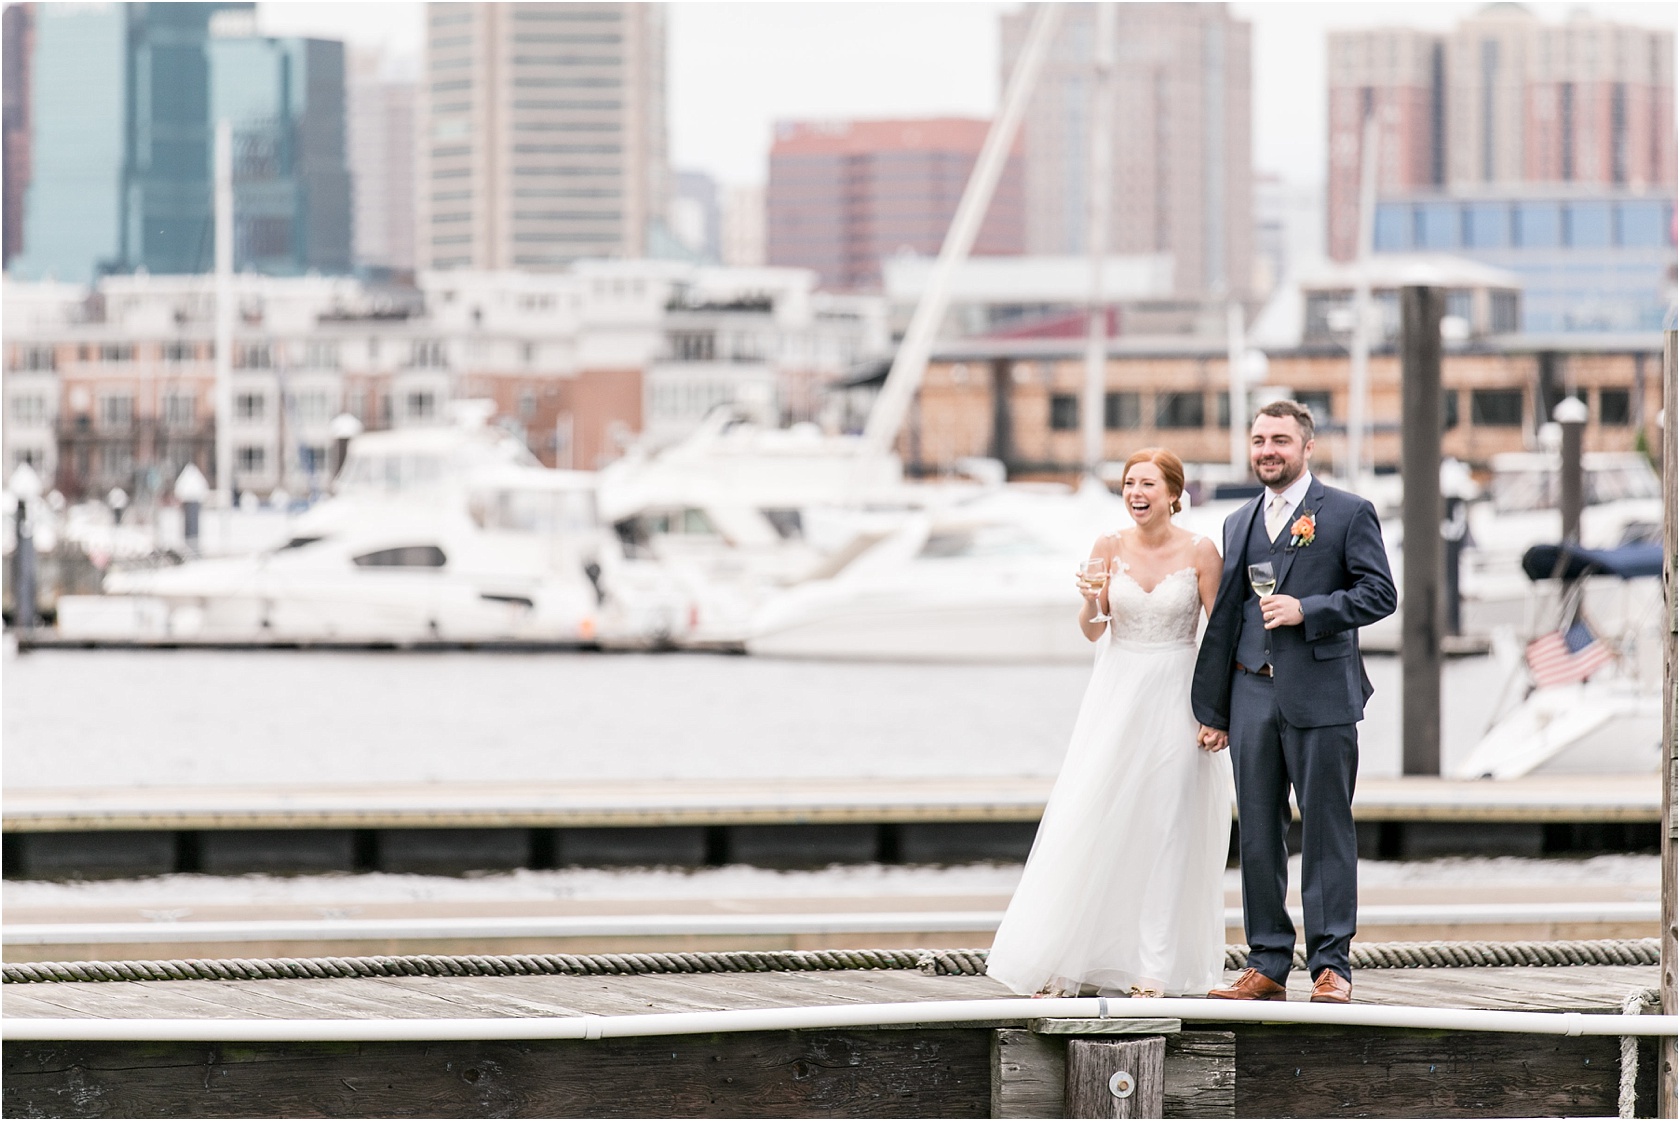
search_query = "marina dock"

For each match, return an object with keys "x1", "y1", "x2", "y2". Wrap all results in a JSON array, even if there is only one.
[
  {"x1": 1, "y1": 947, "x2": 1665, "y2": 1117},
  {"x1": 3, "y1": 773, "x2": 1660, "y2": 882}
]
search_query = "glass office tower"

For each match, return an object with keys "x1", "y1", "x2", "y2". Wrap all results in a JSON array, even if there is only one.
[
  {"x1": 12, "y1": 2, "x2": 350, "y2": 283},
  {"x1": 209, "y1": 32, "x2": 352, "y2": 276}
]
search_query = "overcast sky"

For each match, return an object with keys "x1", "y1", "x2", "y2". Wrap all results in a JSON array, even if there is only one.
[{"x1": 257, "y1": 1, "x2": 1677, "y2": 188}]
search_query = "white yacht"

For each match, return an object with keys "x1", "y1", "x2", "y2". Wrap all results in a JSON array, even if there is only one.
[
  {"x1": 745, "y1": 482, "x2": 1240, "y2": 663},
  {"x1": 1458, "y1": 451, "x2": 1662, "y2": 632},
  {"x1": 70, "y1": 407, "x2": 660, "y2": 646},
  {"x1": 1452, "y1": 540, "x2": 1664, "y2": 779}
]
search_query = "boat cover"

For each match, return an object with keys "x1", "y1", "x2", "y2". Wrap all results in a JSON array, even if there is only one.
[{"x1": 1521, "y1": 541, "x2": 1664, "y2": 582}]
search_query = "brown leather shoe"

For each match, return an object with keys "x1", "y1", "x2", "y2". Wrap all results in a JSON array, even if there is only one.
[
  {"x1": 1310, "y1": 969, "x2": 1351, "y2": 1003},
  {"x1": 1207, "y1": 968, "x2": 1287, "y2": 1001}
]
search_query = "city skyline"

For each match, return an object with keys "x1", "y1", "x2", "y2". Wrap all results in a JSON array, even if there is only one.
[{"x1": 248, "y1": 1, "x2": 1678, "y2": 191}]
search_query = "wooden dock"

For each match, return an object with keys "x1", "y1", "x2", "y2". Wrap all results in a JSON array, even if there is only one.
[
  {"x1": 3, "y1": 773, "x2": 1660, "y2": 880},
  {"x1": 1, "y1": 959, "x2": 1663, "y2": 1117}
]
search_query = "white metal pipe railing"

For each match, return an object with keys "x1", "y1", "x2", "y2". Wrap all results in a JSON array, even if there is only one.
[
  {"x1": 3, "y1": 998, "x2": 1673, "y2": 1043},
  {"x1": 3, "y1": 901, "x2": 1658, "y2": 947}
]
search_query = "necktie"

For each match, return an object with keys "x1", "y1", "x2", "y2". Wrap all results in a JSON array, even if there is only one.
[{"x1": 1266, "y1": 492, "x2": 1290, "y2": 542}]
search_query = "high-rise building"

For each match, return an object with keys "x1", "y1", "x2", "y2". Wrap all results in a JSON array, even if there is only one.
[
  {"x1": 10, "y1": 2, "x2": 354, "y2": 283},
  {"x1": 1326, "y1": 27, "x2": 1445, "y2": 261},
  {"x1": 766, "y1": 118, "x2": 1024, "y2": 293},
  {"x1": 14, "y1": 2, "x2": 223, "y2": 283},
  {"x1": 416, "y1": 2, "x2": 669, "y2": 272},
  {"x1": 208, "y1": 11, "x2": 353, "y2": 276},
  {"x1": 1327, "y1": 9, "x2": 1674, "y2": 260},
  {"x1": 1001, "y1": 3, "x2": 1253, "y2": 301},
  {"x1": 2, "y1": 3, "x2": 34, "y2": 269},
  {"x1": 347, "y1": 50, "x2": 417, "y2": 274}
]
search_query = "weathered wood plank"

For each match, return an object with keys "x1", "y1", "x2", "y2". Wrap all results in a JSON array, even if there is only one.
[
  {"x1": 1066, "y1": 1036, "x2": 1165, "y2": 1118},
  {"x1": 1233, "y1": 1025, "x2": 1621, "y2": 1119},
  {"x1": 993, "y1": 1029, "x2": 1063, "y2": 1119},
  {"x1": 1, "y1": 1031, "x2": 993, "y2": 1119},
  {"x1": 1165, "y1": 1033, "x2": 1235, "y2": 1119}
]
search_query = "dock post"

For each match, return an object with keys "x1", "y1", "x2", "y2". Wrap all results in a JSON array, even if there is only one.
[
  {"x1": 1660, "y1": 328, "x2": 1677, "y2": 1117},
  {"x1": 1065, "y1": 1037, "x2": 1165, "y2": 1119},
  {"x1": 1400, "y1": 285, "x2": 1443, "y2": 776},
  {"x1": 1555, "y1": 396, "x2": 1588, "y2": 543}
]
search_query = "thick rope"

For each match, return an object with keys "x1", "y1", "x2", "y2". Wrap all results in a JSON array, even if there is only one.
[
  {"x1": 1, "y1": 938, "x2": 1659, "y2": 985},
  {"x1": 1617, "y1": 989, "x2": 1655, "y2": 1119}
]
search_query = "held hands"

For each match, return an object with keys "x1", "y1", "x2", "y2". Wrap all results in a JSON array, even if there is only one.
[
  {"x1": 1197, "y1": 725, "x2": 1228, "y2": 753},
  {"x1": 1258, "y1": 593, "x2": 1303, "y2": 630}
]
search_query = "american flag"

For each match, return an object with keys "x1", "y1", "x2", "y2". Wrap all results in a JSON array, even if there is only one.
[{"x1": 1525, "y1": 621, "x2": 1614, "y2": 688}]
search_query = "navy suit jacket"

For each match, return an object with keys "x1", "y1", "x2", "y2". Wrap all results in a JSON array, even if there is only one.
[{"x1": 1191, "y1": 477, "x2": 1397, "y2": 730}]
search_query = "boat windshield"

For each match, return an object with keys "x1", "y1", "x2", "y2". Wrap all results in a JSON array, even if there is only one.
[
  {"x1": 472, "y1": 488, "x2": 598, "y2": 535},
  {"x1": 337, "y1": 453, "x2": 447, "y2": 494}
]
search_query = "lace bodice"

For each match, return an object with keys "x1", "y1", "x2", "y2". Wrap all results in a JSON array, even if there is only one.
[{"x1": 1107, "y1": 564, "x2": 1201, "y2": 645}]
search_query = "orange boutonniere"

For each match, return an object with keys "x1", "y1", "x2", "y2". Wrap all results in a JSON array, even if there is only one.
[{"x1": 1290, "y1": 513, "x2": 1316, "y2": 549}]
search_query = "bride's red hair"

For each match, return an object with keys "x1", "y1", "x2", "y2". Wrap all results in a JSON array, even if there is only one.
[{"x1": 1119, "y1": 448, "x2": 1186, "y2": 514}]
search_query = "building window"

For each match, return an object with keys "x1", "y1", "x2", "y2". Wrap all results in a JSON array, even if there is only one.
[
  {"x1": 1462, "y1": 203, "x2": 1508, "y2": 249},
  {"x1": 1155, "y1": 392, "x2": 1205, "y2": 429},
  {"x1": 101, "y1": 445, "x2": 133, "y2": 479},
  {"x1": 1513, "y1": 203, "x2": 1561, "y2": 249},
  {"x1": 299, "y1": 444, "x2": 329, "y2": 474},
  {"x1": 1599, "y1": 388, "x2": 1631, "y2": 427},
  {"x1": 300, "y1": 342, "x2": 339, "y2": 369},
  {"x1": 100, "y1": 343, "x2": 134, "y2": 363},
  {"x1": 12, "y1": 346, "x2": 56, "y2": 371},
  {"x1": 1295, "y1": 391, "x2": 1333, "y2": 428},
  {"x1": 1444, "y1": 390, "x2": 1460, "y2": 430},
  {"x1": 1445, "y1": 289, "x2": 1473, "y2": 326},
  {"x1": 294, "y1": 391, "x2": 332, "y2": 425},
  {"x1": 236, "y1": 445, "x2": 267, "y2": 473},
  {"x1": 164, "y1": 342, "x2": 196, "y2": 363},
  {"x1": 163, "y1": 393, "x2": 197, "y2": 430},
  {"x1": 519, "y1": 391, "x2": 537, "y2": 419},
  {"x1": 1564, "y1": 201, "x2": 1613, "y2": 249},
  {"x1": 235, "y1": 392, "x2": 266, "y2": 421},
  {"x1": 98, "y1": 393, "x2": 133, "y2": 431},
  {"x1": 1372, "y1": 204, "x2": 1410, "y2": 251},
  {"x1": 521, "y1": 342, "x2": 537, "y2": 366},
  {"x1": 9, "y1": 394, "x2": 47, "y2": 426},
  {"x1": 1490, "y1": 291, "x2": 1520, "y2": 334},
  {"x1": 407, "y1": 391, "x2": 436, "y2": 420},
  {"x1": 237, "y1": 343, "x2": 273, "y2": 369},
  {"x1": 410, "y1": 340, "x2": 448, "y2": 368},
  {"x1": 1049, "y1": 394, "x2": 1079, "y2": 431},
  {"x1": 1104, "y1": 391, "x2": 1140, "y2": 430},
  {"x1": 1617, "y1": 200, "x2": 1671, "y2": 248},
  {"x1": 669, "y1": 332, "x2": 715, "y2": 361},
  {"x1": 1470, "y1": 389, "x2": 1524, "y2": 427}
]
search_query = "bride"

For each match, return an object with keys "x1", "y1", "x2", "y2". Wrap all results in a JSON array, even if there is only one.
[{"x1": 987, "y1": 448, "x2": 1233, "y2": 998}]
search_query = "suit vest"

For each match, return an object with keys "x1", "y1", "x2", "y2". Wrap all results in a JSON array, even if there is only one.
[{"x1": 1235, "y1": 500, "x2": 1290, "y2": 672}]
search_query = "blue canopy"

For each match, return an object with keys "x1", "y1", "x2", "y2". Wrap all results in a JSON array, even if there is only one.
[{"x1": 1521, "y1": 541, "x2": 1664, "y2": 582}]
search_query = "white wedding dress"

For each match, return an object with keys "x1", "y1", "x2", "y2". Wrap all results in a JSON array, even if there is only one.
[{"x1": 986, "y1": 559, "x2": 1234, "y2": 997}]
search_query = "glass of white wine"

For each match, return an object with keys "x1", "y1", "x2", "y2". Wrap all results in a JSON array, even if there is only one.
[
  {"x1": 1080, "y1": 557, "x2": 1111, "y2": 622},
  {"x1": 1248, "y1": 561, "x2": 1277, "y2": 598}
]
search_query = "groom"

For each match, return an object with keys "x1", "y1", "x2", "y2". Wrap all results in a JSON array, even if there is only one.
[{"x1": 1191, "y1": 400, "x2": 1396, "y2": 1004}]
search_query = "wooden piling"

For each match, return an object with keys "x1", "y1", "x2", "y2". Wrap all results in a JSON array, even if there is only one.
[
  {"x1": 1065, "y1": 1036, "x2": 1166, "y2": 1119},
  {"x1": 1400, "y1": 285, "x2": 1444, "y2": 776},
  {"x1": 1660, "y1": 328, "x2": 1677, "y2": 1117}
]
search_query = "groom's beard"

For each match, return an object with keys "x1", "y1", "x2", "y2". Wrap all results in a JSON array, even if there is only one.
[{"x1": 1254, "y1": 458, "x2": 1302, "y2": 488}]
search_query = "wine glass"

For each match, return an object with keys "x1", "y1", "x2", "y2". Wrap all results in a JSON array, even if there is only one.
[
  {"x1": 1079, "y1": 557, "x2": 1110, "y2": 622},
  {"x1": 1247, "y1": 561, "x2": 1277, "y2": 598}
]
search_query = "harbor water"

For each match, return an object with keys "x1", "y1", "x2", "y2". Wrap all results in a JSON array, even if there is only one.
[{"x1": 5, "y1": 647, "x2": 1510, "y2": 789}]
